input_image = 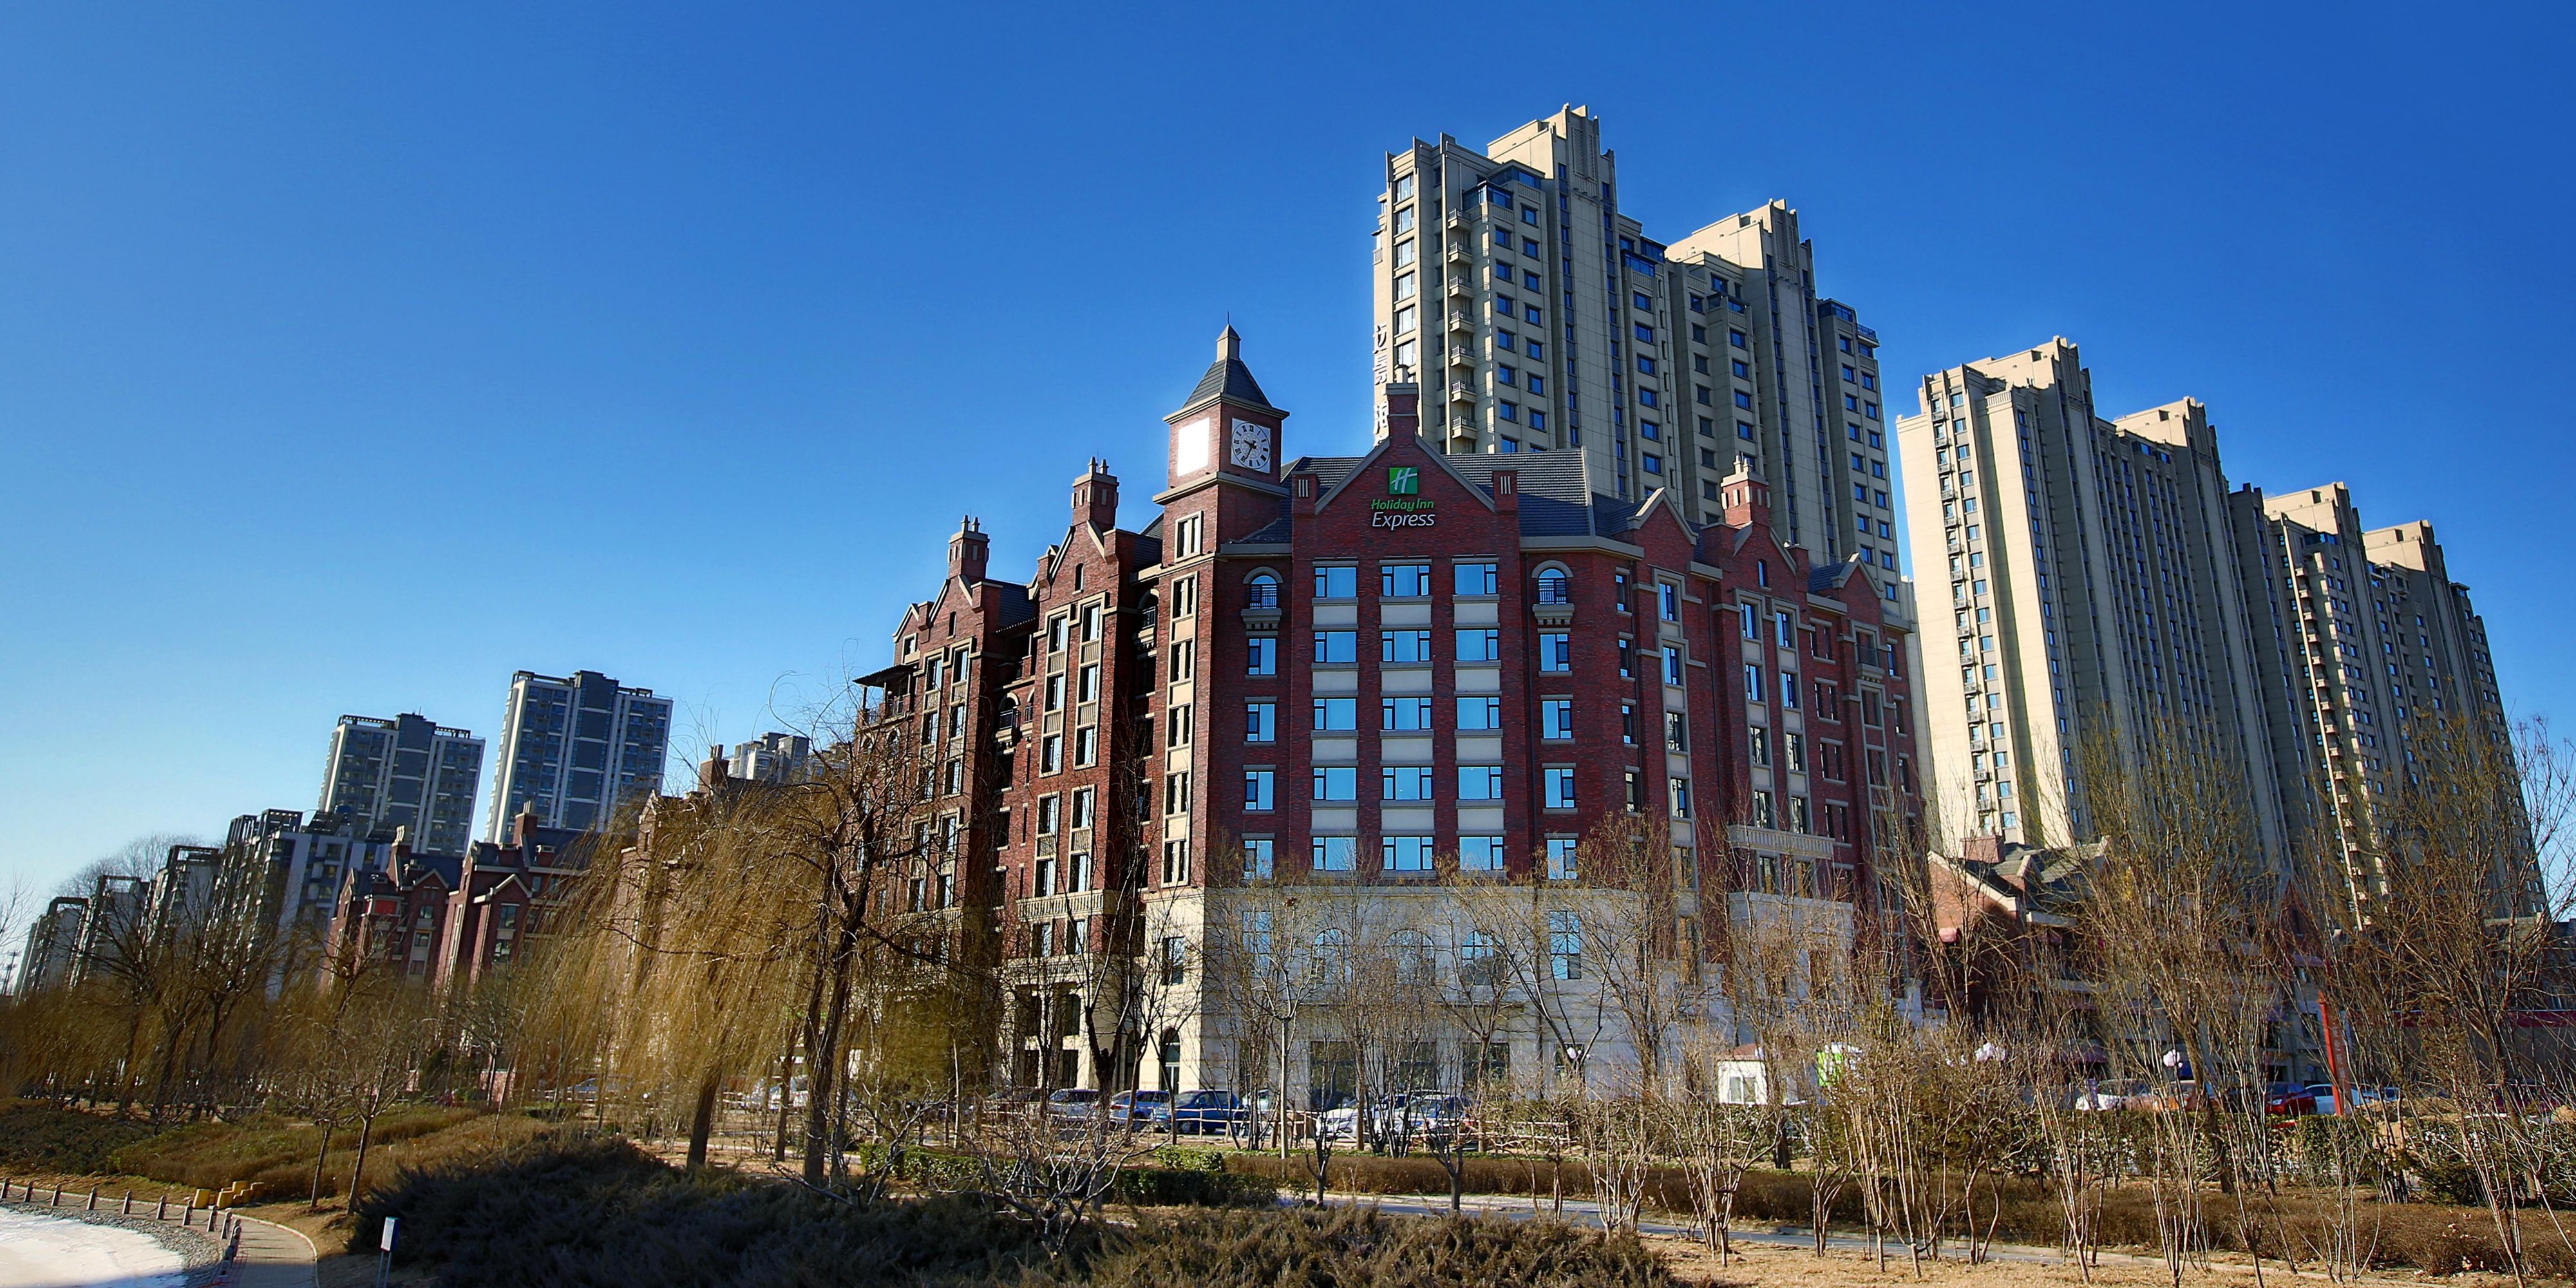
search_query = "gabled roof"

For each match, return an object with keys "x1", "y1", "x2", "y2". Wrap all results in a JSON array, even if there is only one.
[
  {"x1": 1808, "y1": 556, "x2": 1880, "y2": 598},
  {"x1": 1277, "y1": 448, "x2": 1603, "y2": 539}
]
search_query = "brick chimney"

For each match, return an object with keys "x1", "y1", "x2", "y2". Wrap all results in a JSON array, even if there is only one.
[
  {"x1": 1378, "y1": 382, "x2": 1420, "y2": 444},
  {"x1": 1073, "y1": 459, "x2": 1120, "y2": 531},
  {"x1": 1719, "y1": 457, "x2": 1772, "y2": 531},
  {"x1": 948, "y1": 516, "x2": 989, "y2": 583}
]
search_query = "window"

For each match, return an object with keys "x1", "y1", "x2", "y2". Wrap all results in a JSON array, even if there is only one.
[
  {"x1": 1169, "y1": 640, "x2": 1195, "y2": 682},
  {"x1": 1313, "y1": 565, "x2": 1357, "y2": 599},
  {"x1": 1040, "y1": 734, "x2": 1063, "y2": 773},
  {"x1": 1455, "y1": 627, "x2": 1501, "y2": 661},
  {"x1": 1544, "y1": 767, "x2": 1577, "y2": 810},
  {"x1": 1381, "y1": 562, "x2": 1433, "y2": 597},
  {"x1": 1729, "y1": 329, "x2": 1747, "y2": 348},
  {"x1": 1459, "y1": 764, "x2": 1504, "y2": 800},
  {"x1": 1658, "y1": 582, "x2": 1680, "y2": 621},
  {"x1": 1459, "y1": 836, "x2": 1504, "y2": 873},
  {"x1": 1043, "y1": 672, "x2": 1065, "y2": 712},
  {"x1": 1162, "y1": 838, "x2": 1191, "y2": 884},
  {"x1": 1162, "y1": 936, "x2": 1188, "y2": 985},
  {"x1": 1751, "y1": 790, "x2": 1775, "y2": 828},
  {"x1": 1541, "y1": 697, "x2": 1574, "y2": 739},
  {"x1": 1073, "y1": 726, "x2": 1097, "y2": 766},
  {"x1": 1244, "y1": 838, "x2": 1274, "y2": 881},
  {"x1": 1311, "y1": 836, "x2": 1356, "y2": 871},
  {"x1": 1548, "y1": 911, "x2": 1584, "y2": 979},
  {"x1": 1312, "y1": 766, "x2": 1358, "y2": 800},
  {"x1": 1382, "y1": 696, "x2": 1433, "y2": 730},
  {"x1": 1781, "y1": 672, "x2": 1801, "y2": 708},
  {"x1": 1312, "y1": 697, "x2": 1357, "y2": 730},
  {"x1": 1383, "y1": 766, "x2": 1434, "y2": 800},
  {"x1": 1457, "y1": 696, "x2": 1501, "y2": 730},
  {"x1": 1070, "y1": 788, "x2": 1094, "y2": 831},
  {"x1": 1164, "y1": 771, "x2": 1191, "y2": 814},
  {"x1": 1247, "y1": 637, "x2": 1276, "y2": 676},
  {"x1": 1785, "y1": 732, "x2": 1806, "y2": 773},
  {"x1": 1244, "y1": 770, "x2": 1274, "y2": 811},
  {"x1": 1774, "y1": 611, "x2": 1794, "y2": 646},
  {"x1": 1077, "y1": 663, "x2": 1099, "y2": 703},
  {"x1": 1546, "y1": 837, "x2": 1578, "y2": 880},
  {"x1": 1738, "y1": 421, "x2": 1756, "y2": 441},
  {"x1": 1383, "y1": 835, "x2": 1433, "y2": 871},
  {"x1": 1539, "y1": 632, "x2": 1571, "y2": 672},
  {"x1": 1166, "y1": 706, "x2": 1191, "y2": 747},
  {"x1": 1381, "y1": 629, "x2": 1434, "y2": 663},
  {"x1": 1749, "y1": 727, "x2": 1771, "y2": 765},
  {"x1": 1663, "y1": 647, "x2": 1684, "y2": 686},
  {"x1": 1314, "y1": 630, "x2": 1357, "y2": 663},
  {"x1": 1394, "y1": 271, "x2": 1417, "y2": 299},
  {"x1": 1740, "y1": 603, "x2": 1759, "y2": 639},
  {"x1": 1665, "y1": 712, "x2": 1688, "y2": 752},
  {"x1": 1669, "y1": 777, "x2": 1692, "y2": 817},
  {"x1": 1642, "y1": 453, "x2": 1663, "y2": 475},
  {"x1": 1171, "y1": 575, "x2": 1197, "y2": 618},
  {"x1": 1744, "y1": 663, "x2": 1764, "y2": 703},
  {"x1": 1454, "y1": 561, "x2": 1498, "y2": 596}
]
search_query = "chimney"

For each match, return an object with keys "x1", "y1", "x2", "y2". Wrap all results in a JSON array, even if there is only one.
[
  {"x1": 1074, "y1": 460, "x2": 1120, "y2": 531},
  {"x1": 699, "y1": 745, "x2": 730, "y2": 791},
  {"x1": 1492, "y1": 468, "x2": 1519, "y2": 518},
  {"x1": 947, "y1": 516, "x2": 989, "y2": 584},
  {"x1": 1719, "y1": 457, "x2": 1772, "y2": 531},
  {"x1": 1378, "y1": 382, "x2": 1419, "y2": 444}
]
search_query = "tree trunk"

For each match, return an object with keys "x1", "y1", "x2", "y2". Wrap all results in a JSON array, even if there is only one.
[
  {"x1": 687, "y1": 1074, "x2": 721, "y2": 1169},
  {"x1": 802, "y1": 916, "x2": 860, "y2": 1184},
  {"x1": 307, "y1": 1122, "x2": 334, "y2": 1210},
  {"x1": 345, "y1": 1112, "x2": 376, "y2": 1212}
]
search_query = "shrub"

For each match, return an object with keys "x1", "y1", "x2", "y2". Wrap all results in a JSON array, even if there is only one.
[
  {"x1": 1082, "y1": 1206, "x2": 1678, "y2": 1288},
  {"x1": 0, "y1": 1101, "x2": 166, "y2": 1174}
]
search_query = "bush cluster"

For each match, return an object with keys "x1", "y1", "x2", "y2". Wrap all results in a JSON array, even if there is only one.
[
  {"x1": 355, "y1": 1140, "x2": 1678, "y2": 1287},
  {"x1": 0, "y1": 1101, "x2": 166, "y2": 1174}
]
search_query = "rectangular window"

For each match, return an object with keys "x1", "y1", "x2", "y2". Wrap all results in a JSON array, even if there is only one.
[
  {"x1": 1457, "y1": 696, "x2": 1501, "y2": 730},
  {"x1": 1312, "y1": 766, "x2": 1358, "y2": 800},
  {"x1": 1244, "y1": 770, "x2": 1274, "y2": 811},
  {"x1": 1455, "y1": 628, "x2": 1501, "y2": 661},
  {"x1": 1383, "y1": 766, "x2": 1435, "y2": 800},
  {"x1": 1669, "y1": 777, "x2": 1692, "y2": 817},
  {"x1": 1544, "y1": 767, "x2": 1577, "y2": 810},
  {"x1": 1546, "y1": 838, "x2": 1578, "y2": 881},
  {"x1": 1381, "y1": 629, "x2": 1434, "y2": 663},
  {"x1": 1169, "y1": 641, "x2": 1195, "y2": 682},
  {"x1": 1744, "y1": 663, "x2": 1763, "y2": 702},
  {"x1": 1382, "y1": 835, "x2": 1433, "y2": 871},
  {"x1": 1041, "y1": 734, "x2": 1063, "y2": 773},
  {"x1": 1074, "y1": 726, "x2": 1097, "y2": 766},
  {"x1": 1781, "y1": 672, "x2": 1800, "y2": 709},
  {"x1": 1665, "y1": 712, "x2": 1688, "y2": 752},
  {"x1": 1381, "y1": 697, "x2": 1433, "y2": 730},
  {"x1": 1313, "y1": 565, "x2": 1357, "y2": 599},
  {"x1": 1164, "y1": 771, "x2": 1191, "y2": 815},
  {"x1": 1044, "y1": 673, "x2": 1065, "y2": 712},
  {"x1": 1314, "y1": 630, "x2": 1357, "y2": 663},
  {"x1": 1740, "y1": 603, "x2": 1758, "y2": 639},
  {"x1": 1166, "y1": 705, "x2": 1192, "y2": 747},
  {"x1": 1246, "y1": 701, "x2": 1276, "y2": 743},
  {"x1": 1247, "y1": 636, "x2": 1277, "y2": 676},
  {"x1": 1312, "y1": 697, "x2": 1357, "y2": 730},
  {"x1": 1541, "y1": 698, "x2": 1575, "y2": 740},
  {"x1": 1076, "y1": 663, "x2": 1099, "y2": 703},
  {"x1": 1663, "y1": 647, "x2": 1685, "y2": 686},
  {"x1": 1454, "y1": 561, "x2": 1499, "y2": 596},
  {"x1": 1244, "y1": 838, "x2": 1274, "y2": 881},
  {"x1": 1381, "y1": 562, "x2": 1433, "y2": 597},
  {"x1": 1459, "y1": 835, "x2": 1504, "y2": 872},
  {"x1": 1539, "y1": 632, "x2": 1572, "y2": 672},
  {"x1": 1752, "y1": 790, "x2": 1775, "y2": 827},
  {"x1": 1658, "y1": 582, "x2": 1680, "y2": 621},
  {"x1": 1311, "y1": 836, "x2": 1356, "y2": 871},
  {"x1": 1162, "y1": 838, "x2": 1191, "y2": 885},
  {"x1": 1459, "y1": 764, "x2": 1504, "y2": 800}
]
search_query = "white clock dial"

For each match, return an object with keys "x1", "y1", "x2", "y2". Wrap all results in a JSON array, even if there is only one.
[
  {"x1": 1229, "y1": 418, "x2": 1271, "y2": 471},
  {"x1": 1175, "y1": 415, "x2": 1212, "y2": 473}
]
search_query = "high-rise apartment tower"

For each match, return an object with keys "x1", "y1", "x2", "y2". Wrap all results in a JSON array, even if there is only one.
[
  {"x1": 317, "y1": 713, "x2": 484, "y2": 854},
  {"x1": 484, "y1": 670, "x2": 672, "y2": 841},
  {"x1": 1370, "y1": 107, "x2": 1900, "y2": 575}
]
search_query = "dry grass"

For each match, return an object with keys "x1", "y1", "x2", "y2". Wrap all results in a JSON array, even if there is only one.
[
  {"x1": 1636, "y1": 1235, "x2": 2472, "y2": 1288},
  {"x1": 106, "y1": 1106, "x2": 552, "y2": 1200}
]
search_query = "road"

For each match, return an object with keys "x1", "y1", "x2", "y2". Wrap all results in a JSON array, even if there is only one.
[{"x1": 0, "y1": 1206, "x2": 184, "y2": 1288}]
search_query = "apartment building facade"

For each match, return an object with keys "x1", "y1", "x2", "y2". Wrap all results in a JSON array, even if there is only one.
[
  {"x1": 317, "y1": 712, "x2": 485, "y2": 854},
  {"x1": 1894, "y1": 339, "x2": 2286, "y2": 865},
  {"x1": 881, "y1": 330, "x2": 1923, "y2": 1098},
  {"x1": 484, "y1": 670, "x2": 672, "y2": 842},
  {"x1": 1370, "y1": 108, "x2": 1900, "y2": 576}
]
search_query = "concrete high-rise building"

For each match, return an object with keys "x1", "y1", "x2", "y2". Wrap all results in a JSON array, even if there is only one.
[
  {"x1": 1370, "y1": 107, "x2": 1900, "y2": 575},
  {"x1": 2228, "y1": 482, "x2": 2510, "y2": 880},
  {"x1": 317, "y1": 713, "x2": 484, "y2": 854},
  {"x1": 15, "y1": 896, "x2": 88, "y2": 994},
  {"x1": 1894, "y1": 339, "x2": 2286, "y2": 866},
  {"x1": 484, "y1": 670, "x2": 673, "y2": 841},
  {"x1": 725, "y1": 732, "x2": 815, "y2": 785}
]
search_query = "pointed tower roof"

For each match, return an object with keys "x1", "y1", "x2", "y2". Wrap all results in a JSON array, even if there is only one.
[{"x1": 1178, "y1": 325, "x2": 1279, "y2": 415}]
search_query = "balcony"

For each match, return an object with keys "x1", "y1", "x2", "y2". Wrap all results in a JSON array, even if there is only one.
[
  {"x1": 1445, "y1": 239, "x2": 1472, "y2": 263},
  {"x1": 1533, "y1": 576, "x2": 1575, "y2": 627},
  {"x1": 1448, "y1": 383, "x2": 1478, "y2": 405},
  {"x1": 1446, "y1": 211, "x2": 1470, "y2": 232},
  {"x1": 1445, "y1": 274, "x2": 1473, "y2": 298},
  {"x1": 1448, "y1": 345, "x2": 1474, "y2": 367},
  {"x1": 1446, "y1": 310, "x2": 1473, "y2": 333}
]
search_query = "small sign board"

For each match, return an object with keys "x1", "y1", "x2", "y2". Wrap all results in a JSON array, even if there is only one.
[{"x1": 381, "y1": 1217, "x2": 399, "y2": 1251}]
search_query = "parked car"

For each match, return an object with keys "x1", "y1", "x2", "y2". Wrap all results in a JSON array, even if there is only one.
[
  {"x1": 2072, "y1": 1079, "x2": 2144, "y2": 1112},
  {"x1": 1107, "y1": 1090, "x2": 1172, "y2": 1125},
  {"x1": 1171, "y1": 1090, "x2": 1247, "y2": 1136},
  {"x1": 1042, "y1": 1088, "x2": 1101, "y2": 1121},
  {"x1": 2266, "y1": 1082, "x2": 2319, "y2": 1116}
]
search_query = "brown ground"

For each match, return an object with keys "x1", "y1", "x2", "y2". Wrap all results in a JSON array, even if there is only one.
[{"x1": 1639, "y1": 1235, "x2": 2521, "y2": 1288}]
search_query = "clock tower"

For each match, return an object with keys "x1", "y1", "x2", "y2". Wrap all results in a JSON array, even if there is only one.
[{"x1": 1165, "y1": 325, "x2": 1285, "y2": 491}]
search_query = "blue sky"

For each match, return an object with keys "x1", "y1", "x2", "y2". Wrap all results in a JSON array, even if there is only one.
[{"x1": 3, "y1": 2, "x2": 2569, "y2": 898}]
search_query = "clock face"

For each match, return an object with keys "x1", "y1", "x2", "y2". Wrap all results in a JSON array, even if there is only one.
[
  {"x1": 1229, "y1": 418, "x2": 1272, "y2": 471},
  {"x1": 1174, "y1": 415, "x2": 1212, "y2": 474}
]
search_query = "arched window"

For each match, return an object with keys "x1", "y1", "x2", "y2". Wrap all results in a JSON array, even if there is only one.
[
  {"x1": 1245, "y1": 571, "x2": 1280, "y2": 609},
  {"x1": 1533, "y1": 563, "x2": 1572, "y2": 605},
  {"x1": 1311, "y1": 928, "x2": 1347, "y2": 983}
]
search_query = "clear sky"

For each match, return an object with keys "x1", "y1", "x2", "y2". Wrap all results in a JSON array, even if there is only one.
[{"x1": 3, "y1": 2, "x2": 2569, "y2": 899}]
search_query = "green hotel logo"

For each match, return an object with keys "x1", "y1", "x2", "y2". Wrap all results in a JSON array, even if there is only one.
[{"x1": 1387, "y1": 466, "x2": 1419, "y2": 495}]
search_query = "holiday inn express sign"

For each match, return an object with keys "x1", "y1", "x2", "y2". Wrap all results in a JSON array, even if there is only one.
[{"x1": 1370, "y1": 466, "x2": 1436, "y2": 528}]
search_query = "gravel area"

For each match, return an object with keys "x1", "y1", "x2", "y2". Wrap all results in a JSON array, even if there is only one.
[{"x1": 1, "y1": 1196, "x2": 228, "y2": 1285}]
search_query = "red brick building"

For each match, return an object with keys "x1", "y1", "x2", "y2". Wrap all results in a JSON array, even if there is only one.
[
  {"x1": 321, "y1": 808, "x2": 592, "y2": 993},
  {"x1": 880, "y1": 330, "x2": 1923, "y2": 1096}
]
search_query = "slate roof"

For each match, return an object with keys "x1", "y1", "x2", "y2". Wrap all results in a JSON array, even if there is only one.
[
  {"x1": 1181, "y1": 326, "x2": 1277, "y2": 413},
  {"x1": 1270, "y1": 450, "x2": 1612, "y2": 540}
]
